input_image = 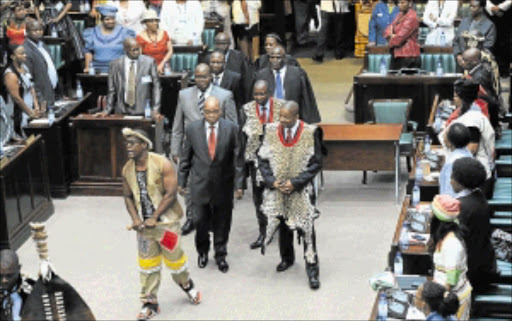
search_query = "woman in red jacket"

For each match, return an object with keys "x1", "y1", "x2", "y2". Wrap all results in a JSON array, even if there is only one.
[{"x1": 384, "y1": 0, "x2": 421, "y2": 70}]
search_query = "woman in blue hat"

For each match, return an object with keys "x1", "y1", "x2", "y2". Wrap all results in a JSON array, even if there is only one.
[{"x1": 82, "y1": 6, "x2": 135, "y2": 73}]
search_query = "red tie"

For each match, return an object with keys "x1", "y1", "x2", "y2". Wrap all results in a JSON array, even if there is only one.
[
  {"x1": 285, "y1": 128, "x2": 293, "y2": 144},
  {"x1": 260, "y1": 106, "x2": 267, "y2": 123},
  {"x1": 208, "y1": 125, "x2": 216, "y2": 160}
]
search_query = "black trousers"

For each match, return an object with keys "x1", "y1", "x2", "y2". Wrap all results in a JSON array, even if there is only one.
[
  {"x1": 193, "y1": 201, "x2": 233, "y2": 261},
  {"x1": 249, "y1": 163, "x2": 267, "y2": 235},
  {"x1": 278, "y1": 218, "x2": 319, "y2": 277},
  {"x1": 490, "y1": 13, "x2": 511, "y2": 77},
  {"x1": 314, "y1": 11, "x2": 344, "y2": 57},
  {"x1": 293, "y1": 0, "x2": 313, "y2": 45},
  {"x1": 390, "y1": 56, "x2": 421, "y2": 70}
]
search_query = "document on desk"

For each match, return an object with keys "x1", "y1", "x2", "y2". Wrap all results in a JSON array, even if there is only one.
[
  {"x1": 123, "y1": 116, "x2": 144, "y2": 120},
  {"x1": 29, "y1": 119, "x2": 49, "y2": 125}
]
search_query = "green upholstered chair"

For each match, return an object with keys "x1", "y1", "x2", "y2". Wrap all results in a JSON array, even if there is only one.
[
  {"x1": 73, "y1": 20, "x2": 85, "y2": 36},
  {"x1": 491, "y1": 217, "x2": 512, "y2": 232},
  {"x1": 418, "y1": 27, "x2": 428, "y2": 45},
  {"x1": 367, "y1": 99, "x2": 416, "y2": 181},
  {"x1": 421, "y1": 54, "x2": 456, "y2": 73},
  {"x1": 472, "y1": 284, "x2": 512, "y2": 317},
  {"x1": 489, "y1": 177, "x2": 512, "y2": 212},
  {"x1": 170, "y1": 53, "x2": 199, "y2": 78},
  {"x1": 202, "y1": 29, "x2": 216, "y2": 52},
  {"x1": 47, "y1": 44, "x2": 63, "y2": 69},
  {"x1": 496, "y1": 129, "x2": 512, "y2": 156},
  {"x1": 494, "y1": 211, "x2": 512, "y2": 219},
  {"x1": 367, "y1": 54, "x2": 391, "y2": 72},
  {"x1": 496, "y1": 155, "x2": 512, "y2": 177}
]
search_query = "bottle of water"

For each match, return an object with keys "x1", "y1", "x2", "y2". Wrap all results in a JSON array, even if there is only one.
[
  {"x1": 51, "y1": 24, "x2": 58, "y2": 38},
  {"x1": 84, "y1": 0, "x2": 91, "y2": 12},
  {"x1": 412, "y1": 183, "x2": 421, "y2": 207},
  {"x1": 380, "y1": 57, "x2": 387, "y2": 75},
  {"x1": 76, "y1": 80, "x2": 83, "y2": 100},
  {"x1": 394, "y1": 251, "x2": 403, "y2": 275},
  {"x1": 79, "y1": 0, "x2": 85, "y2": 12},
  {"x1": 424, "y1": 134, "x2": 431, "y2": 153},
  {"x1": 164, "y1": 62, "x2": 171, "y2": 75},
  {"x1": 434, "y1": 109, "x2": 442, "y2": 133},
  {"x1": 145, "y1": 100, "x2": 152, "y2": 119},
  {"x1": 400, "y1": 222, "x2": 410, "y2": 250},
  {"x1": 436, "y1": 58, "x2": 444, "y2": 76},
  {"x1": 48, "y1": 106, "x2": 55, "y2": 125},
  {"x1": 440, "y1": 30, "x2": 446, "y2": 46},
  {"x1": 192, "y1": 32, "x2": 199, "y2": 45},
  {"x1": 378, "y1": 292, "x2": 388, "y2": 321},
  {"x1": 415, "y1": 157, "x2": 423, "y2": 183},
  {"x1": 88, "y1": 62, "x2": 95, "y2": 75}
]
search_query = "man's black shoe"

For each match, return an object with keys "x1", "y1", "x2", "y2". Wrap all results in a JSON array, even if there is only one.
[
  {"x1": 198, "y1": 253, "x2": 208, "y2": 268},
  {"x1": 217, "y1": 259, "x2": 229, "y2": 273},
  {"x1": 181, "y1": 219, "x2": 195, "y2": 235},
  {"x1": 276, "y1": 261, "x2": 294, "y2": 272},
  {"x1": 335, "y1": 53, "x2": 344, "y2": 60},
  {"x1": 250, "y1": 234, "x2": 265, "y2": 249},
  {"x1": 312, "y1": 55, "x2": 323, "y2": 63},
  {"x1": 308, "y1": 274, "x2": 320, "y2": 290}
]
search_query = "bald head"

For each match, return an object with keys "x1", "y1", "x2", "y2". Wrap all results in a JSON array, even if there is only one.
[
  {"x1": 195, "y1": 63, "x2": 212, "y2": 91},
  {"x1": 462, "y1": 47, "x2": 481, "y2": 70},
  {"x1": 26, "y1": 19, "x2": 44, "y2": 42},
  {"x1": 253, "y1": 80, "x2": 270, "y2": 105},
  {"x1": 0, "y1": 250, "x2": 19, "y2": 268},
  {"x1": 282, "y1": 101, "x2": 300, "y2": 116},
  {"x1": 280, "y1": 101, "x2": 300, "y2": 128},
  {"x1": 269, "y1": 46, "x2": 285, "y2": 70},
  {"x1": 215, "y1": 32, "x2": 230, "y2": 53},
  {"x1": 123, "y1": 37, "x2": 140, "y2": 59},
  {"x1": 204, "y1": 96, "x2": 221, "y2": 125},
  {"x1": 254, "y1": 80, "x2": 269, "y2": 93},
  {"x1": 0, "y1": 250, "x2": 21, "y2": 292}
]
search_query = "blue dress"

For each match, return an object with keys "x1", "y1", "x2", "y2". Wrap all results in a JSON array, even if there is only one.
[
  {"x1": 82, "y1": 25, "x2": 135, "y2": 73},
  {"x1": 369, "y1": 1, "x2": 400, "y2": 45}
]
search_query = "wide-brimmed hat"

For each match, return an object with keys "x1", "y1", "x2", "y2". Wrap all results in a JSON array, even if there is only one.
[
  {"x1": 122, "y1": 127, "x2": 153, "y2": 150},
  {"x1": 141, "y1": 10, "x2": 159, "y2": 23}
]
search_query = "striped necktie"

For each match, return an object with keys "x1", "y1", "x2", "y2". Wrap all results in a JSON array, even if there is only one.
[{"x1": 198, "y1": 92, "x2": 205, "y2": 115}]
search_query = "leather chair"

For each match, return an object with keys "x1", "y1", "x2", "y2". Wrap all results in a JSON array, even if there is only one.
[
  {"x1": 368, "y1": 99, "x2": 416, "y2": 182},
  {"x1": 73, "y1": 20, "x2": 85, "y2": 36},
  {"x1": 202, "y1": 29, "x2": 216, "y2": 52},
  {"x1": 367, "y1": 54, "x2": 391, "y2": 73},
  {"x1": 496, "y1": 155, "x2": 512, "y2": 178},
  {"x1": 489, "y1": 177, "x2": 512, "y2": 212},
  {"x1": 47, "y1": 44, "x2": 63, "y2": 69},
  {"x1": 170, "y1": 53, "x2": 199, "y2": 77},
  {"x1": 472, "y1": 283, "x2": 512, "y2": 318},
  {"x1": 418, "y1": 27, "x2": 428, "y2": 45},
  {"x1": 421, "y1": 53, "x2": 456, "y2": 73},
  {"x1": 496, "y1": 129, "x2": 512, "y2": 156}
]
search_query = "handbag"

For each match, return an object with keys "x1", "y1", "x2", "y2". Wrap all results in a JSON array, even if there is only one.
[{"x1": 491, "y1": 228, "x2": 512, "y2": 263}]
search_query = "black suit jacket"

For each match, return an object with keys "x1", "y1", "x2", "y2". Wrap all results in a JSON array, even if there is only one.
[
  {"x1": 225, "y1": 49, "x2": 253, "y2": 102},
  {"x1": 254, "y1": 66, "x2": 321, "y2": 123},
  {"x1": 178, "y1": 118, "x2": 244, "y2": 206},
  {"x1": 254, "y1": 53, "x2": 300, "y2": 70},
  {"x1": 218, "y1": 69, "x2": 245, "y2": 110},
  {"x1": 23, "y1": 39, "x2": 56, "y2": 105},
  {"x1": 258, "y1": 125, "x2": 323, "y2": 191}
]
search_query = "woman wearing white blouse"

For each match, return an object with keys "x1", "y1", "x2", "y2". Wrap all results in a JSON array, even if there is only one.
[
  {"x1": 107, "y1": 0, "x2": 145, "y2": 34},
  {"x1": 160, "y1": 0, "x2": 204, "y2": 46},
  {"x1": 423, "y1": 0, "x2": 459, "y2": 46},
  {"x1": 231, "y1": 0, "x2": 261, "y2": 61}
]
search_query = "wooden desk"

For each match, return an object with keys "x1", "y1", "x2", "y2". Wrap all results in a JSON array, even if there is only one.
[
  {"x1": 24, "y1": 94, "x2": 93, "y2": 198},
  {"x1": 76, "y1": 73, "x2": 188, "y2": 126},
  {"x1": 69, "y1": 115, "x2": 164, "y2": 196},
  {"x1": 353, "y1": 73, "x2": 461, "y2": 130},
  {"x1": 389, "y1": 197, "x2": 433, "y2": 276},
  {"x1": 0, "y1": 136, "x2": 54, "y2": 250},
  {"x1": 405, "y1": 146, "x2": 443, "y2": 202},
  {"x1": 319, "y1": 124, "x2": 403, "y2": 202}
]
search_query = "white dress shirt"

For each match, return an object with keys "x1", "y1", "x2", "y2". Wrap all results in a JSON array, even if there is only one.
[
  {"x1": 486, "y1": 0, "x2": 512, "y2": 15},
  {"x1": 198, "y1": 84, "x2": 213, "y2": 100},
  {"x1": 232, "y1": 0, "x2": 262, "y2": 26},
  {"x1": 213, "y1": 72, "x2": 224, "y2": 86},
  {"x1": 284, "y1": 120, "x2": 300, "y2": 141},
  {"x1": 272, "y1": 65, "x2": 286, "y2": 98},
  {"x1": 29, "y1": 39, "x2": 58, "y2": 89},
  {"x1": 124, "y1": 56, "x2": 138, "y2": 103},
  {"x1": 258, "y1": 99, "x2": 271, "y2": 122},
  {"x1": 205, "y1": 121, "x2": 219, "y2": 142}
]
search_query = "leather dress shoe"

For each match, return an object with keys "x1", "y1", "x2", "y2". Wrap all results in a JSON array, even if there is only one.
[
  {"x1": 250, "y1": 234, "x2": 264, "y2": 249},
  {"x1": 312, "y1": 55, "x2": 323, "y2": 63},
  {"x1": 276, "y1": 261, "x2": 294, "y2": 272},
  {"x1": 308, "y1": 274, "x2": 320, "y2": 290},
  {"x1": 181, "y1": 219, "x2": 195, "y2": 235},
  {"x1": 198, "y1": 253, "x2": 208, "y2": 268},
  {"x1": 216, "y1": 259, "x2": 229, "y2": 273}
]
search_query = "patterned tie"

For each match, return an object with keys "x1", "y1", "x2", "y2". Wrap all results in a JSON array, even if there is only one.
[
  {"x1": 286, "y1": 128, "x2": 293, "y2": 144},
  {"x1": 198, "y1": 92, "x2": 205, "y2": 115},
  {"x1": 260, "y1": 105, "x2": 267, "y2": 123},
  {"x1": 208, "y1": 125, "x2": 216, "y2": 160},
  {"x1": 126, "y1": 60, "x2": 136, "y2": 106},
  {"x1": 275, "y1": 70, "x2": 284, "y2": 99}
]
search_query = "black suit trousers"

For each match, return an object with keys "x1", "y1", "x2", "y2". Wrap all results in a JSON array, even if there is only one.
[
  {"x1": 249, "y1": 163, "x2": 267, "y2": 235},
  {"x1": 193, "y1": 201, "x2": 233, "y2": 261},
  {"x1": 278, "y1": 218, "x2": 318, "y2": 269}
]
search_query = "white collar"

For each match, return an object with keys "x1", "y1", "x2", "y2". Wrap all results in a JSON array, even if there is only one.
[
  {"x1": 198, "y1": 84, "x2": 213, "y2": 96},
  {"x1": 205, "y1": 121, "x2": 219, "y2": 130}
]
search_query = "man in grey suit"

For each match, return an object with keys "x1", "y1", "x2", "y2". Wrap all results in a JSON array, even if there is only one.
[
  {"x1": 178, "y1": 96, "x2": 244, "y2": 273},
  {"x1": 23, "y1": 20, "x2": 59, "y2": 106},
  {"x1": 98, "y1": 38, "x2": 162, "y2": 118},
  {"x1": 171, "y1": 63, "x2": 237, "y2": 235}
]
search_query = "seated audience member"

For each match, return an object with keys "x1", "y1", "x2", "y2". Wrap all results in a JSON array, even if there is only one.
[
  {"x1": 201, "y1": 0, "x2": 233, "y2": 49},
  {"x1": 451, "y1": 157, "x2": 498, "y2": 293},
  {"x1": 454, "y1": 0, "x2": 496, "y2": 69},
  {"x1": 107, "y1": 0, "x2": 145, "y2": 34},
  {"x1": 3, "y1": 1, "x2": 28, "y2": 46},
  {"x1": 368, "y1": 0, "x2": 399, "y2": 46},
  {"x1": 99, "y1": 38, "x2": 161, "y2": 119},
  {"x1": 420, "y1": 281, "x2": 460, "y2": 321},
  {"x1": 254, "y1": 46, "x2": 321, "y2": 123},
  {"x1": 440, "y1": 123, "x2": 472, "y2": 197},
  {"x1": 3, "y1": 44, "x2": 43, "y2": 137},
  {"x1": 160, "y1": 0, "x2": 204, "y2": 45},
  {"x1": 209, "y1": 50, "x2": 245, "y2": 111},
  {"x1": 83, "y1": 6, "x2": 136, "y2": 74},
  {"x1": 254, "y1": 33, "x2": 300, "y2": 70},
  {"x1": 429, "y1": 194, "x2": 471, "y2": 320},
  {"x1": 136, "y1": 10, "x2": 173, "y2": 74},
  {"x1": 23, "y1": 20, "x2": 58, "y2": 106},
  {"x1": 423, "y1": 0, "x2": 458, "y2": 46},
  {"x1": 34, "y1": 0, "x2": 85, "y2": 61},
  {"x1": 0, "y1": 249, "x2": 35, "y2": 321},
  {"x1": 384, "y1": 0, "x2": 421, "y2": 69},
  {"x1": 231, "y1": 0, "x2": 261, "y2": 61},
  {"x1": 486, "y1": 0, "x2": 511, "y2": 78}
]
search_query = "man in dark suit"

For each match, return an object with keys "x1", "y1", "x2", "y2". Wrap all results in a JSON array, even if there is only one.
[
  {"x1": 23, "y1": 20, "x2": 58, "y2": 106},
  {"x1": 254, "y1": 46, "x2": 321, "y2": 123},
  {"x1": 178, "y1": 96, "x2": 245, "y2": 273},
  {"x1": 98, "y1": 38, "x2": 162, "y2": 118},
  {"x1": 208, "y1": 51, "x2": 245, "y2": 112},
  {"x1": 258, "y1": 101, "x2": 323, "y2": 290}
]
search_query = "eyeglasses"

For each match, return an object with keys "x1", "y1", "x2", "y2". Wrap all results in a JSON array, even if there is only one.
[{"x1": 125, "y1": 140, "x2": 141, "y2": 146}]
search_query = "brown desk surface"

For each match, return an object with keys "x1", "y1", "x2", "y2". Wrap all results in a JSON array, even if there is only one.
[
  {"x1": 393, "y1": 198, "x2": 430, "y2": 256},
  {"x1": 320, "y1": 124, "x2": 403, "y2": 141}
]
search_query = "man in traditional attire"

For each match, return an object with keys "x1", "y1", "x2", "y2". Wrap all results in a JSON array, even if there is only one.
[
  {"x1": 0, "y1": 250, "x2": 34, "y2": 321},
  {"x1": 258, "y1": 101, "x2": 323, "y2": 290},
  {"x1": 122, "y1": 128, "x2": 201, "y2": 320},
  {"x1": 240, "y1": 80, "x2": 286, "y2": 250}
]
